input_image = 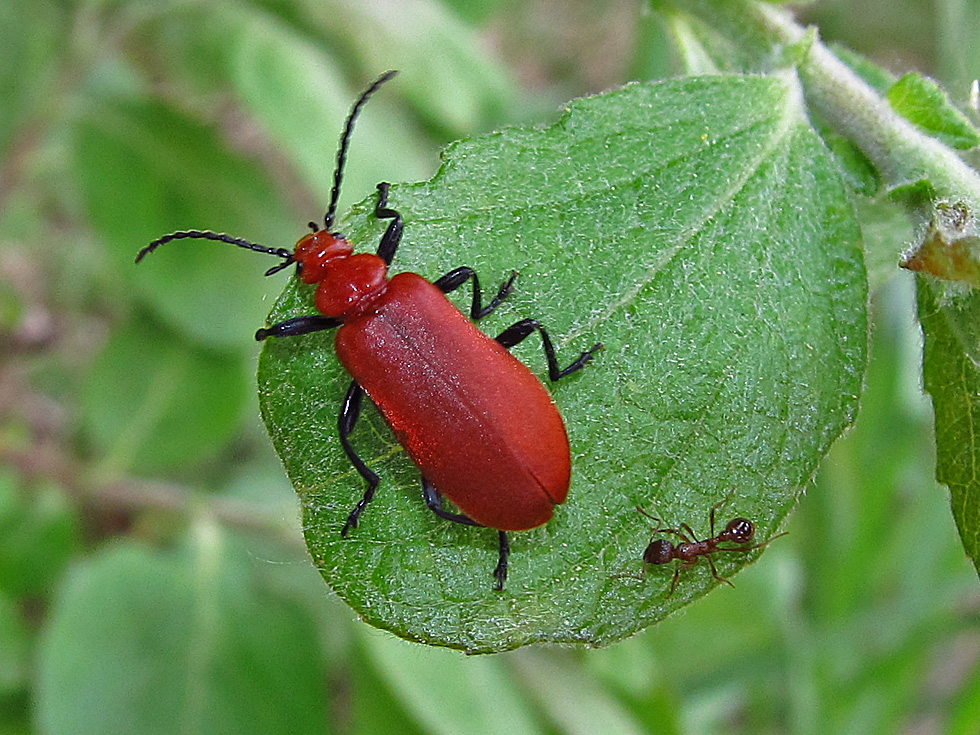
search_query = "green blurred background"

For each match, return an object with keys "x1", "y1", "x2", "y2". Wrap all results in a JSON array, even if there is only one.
[{"x1": 1, "y1": 0, "x2": 979, "y2": 733}]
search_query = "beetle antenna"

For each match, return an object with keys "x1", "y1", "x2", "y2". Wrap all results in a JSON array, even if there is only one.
[
  {"x1": 324, "y1": 70, "x2": 398, "y2": 232},
  {"x1": 135, "y1": 230, "x2": 295, "y2": 277}
]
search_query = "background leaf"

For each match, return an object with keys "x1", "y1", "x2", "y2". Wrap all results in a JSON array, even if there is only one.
[
  {"x1": 0, "y1": 0, "x2": 63, "y2": 159},
  {"x1": 0, "y1": 592, "x2": 30, "y2": 695},
  {"x1": 919, "y1": 279, "x2": 980, "y2": 574},
  {"x1": 35, "y1": 527, "x2": 329, "y2": 735},
  {"x1": 228, "y1": 10, "x2": 431, "y2": 211},
  {"x1": 294, "y1": 0, "x2": 517, "y2": 135},
  {"x1": 73, "y1": 95, "x2": 297, "y2": 348},
  {"x1": 80, "y1": 315, "x2": 250, "y2": 476},
  {"x1": 258, "y1": 74, "x2": 866, "y2": 652},
  {"x1": 0, "y1": 474, "x2": 79, "y2": 598},
  {"x1": 886, "y1": 73, "x2": 980, "y2": 150}
]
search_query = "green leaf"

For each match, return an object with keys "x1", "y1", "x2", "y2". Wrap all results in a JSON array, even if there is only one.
[
  {"x1": 35, "y1": 529, "x2": 329, "y2": 735},
  {"x1": 440, "y1": 0, "x2": 508, "y2": 24},
  {"x1": 950, "y1": 647, "x2": 980, "y2": 735},
  {"x1": 0, "y1": 592, "x2": 30, "y2": 695},
  {"x1": 297, "y1": 0, "x2": 516, "y2": 134},
  {"x1": 258, "y1": 74, "x2": 866, "y2": 652},
  {"x1": 887, "y1": 73, "x2": 980, "y2": 150},
  {"x1": 937, "y1": 0, "x2": 980, "y2": 99},
  {"x1": 821, "y1": 128, "x2": 881, "y2": 196},
  {"x1": 0, "y1": 0, "x2": 63, "y2": 158},
  {"x1": 513, "y1": 651, "x2": 651, "y2": 735},
  {"x1": 72, "y1": 95, "x2": 297, "y2": 348},
  {"x1": 918, "y1": 279, "x2": 980, "y2": 577},
  {"x1": 227, "y1": 11, "x2": 429, "y2": 213},
  {"x1": 829, "y1": 43, "x2": 897, "y2": 94},
  {"x1": 860, "y1": 197, "x2": 914, "y2": 291},
  {"x1": 356, "y1": 630, "x2": 545, "y2": 735},
  {"x1": 80, "y1": 316, "x2": 249, "y2": 476},
  {"x1": 0, "y1": 472, "x2": 79, "y2": 598}
]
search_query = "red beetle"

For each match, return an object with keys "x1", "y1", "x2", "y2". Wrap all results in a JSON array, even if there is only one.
[{"x1": 136, "y1": 71, "x2": 601, "y2": 589}]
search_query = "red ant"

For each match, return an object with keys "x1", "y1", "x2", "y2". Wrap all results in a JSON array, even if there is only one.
[{"x1": 633, "y1": 496, "x2": 786, "y2": 597}]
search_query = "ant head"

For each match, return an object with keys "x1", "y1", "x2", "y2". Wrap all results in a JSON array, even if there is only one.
[
  {"x1": 643, "y1": 539, "x2": 675, "y2": 565},
  {"x1": 725, "y1": 518, "x2": 755, "y2": 543}
]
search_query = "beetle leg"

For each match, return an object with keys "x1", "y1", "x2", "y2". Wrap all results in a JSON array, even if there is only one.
[
  {"x1": 494, "y1": 319, "x2": 602, "y2": 381},
  {"x1": 255, "y1": 315, "x2": 341, "y2": 341},
  {"x1": 420, "y1": 477, "x2": 479, "y2": 526},
  {"x1": 421, "y1": 478, "x2": 510, "y2": 590},
  {"x1": 339, "y1": 380, "x2": 382, "y2": 536},
  {"x1": 494, "y1": 532, "x2": 510, "y2": 592},
  {"x1": 374, "y1": 182, "x2": 403, "y2": 265},
  {"x1": 433, "y1": 267, "x2": 518, "y2": 320}
]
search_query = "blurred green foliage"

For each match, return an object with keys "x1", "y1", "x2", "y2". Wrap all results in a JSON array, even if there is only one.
[{"x1": 0, "y1": 0, "x2": 978, "y2": 733}]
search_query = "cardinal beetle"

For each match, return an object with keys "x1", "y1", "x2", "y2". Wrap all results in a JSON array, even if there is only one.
[
  {"x1": 136, "y1": 71, "x2": 602, "y2": 590},
  {"x1": 633, "y1": 497, "x2": 786, "y2": 597}
]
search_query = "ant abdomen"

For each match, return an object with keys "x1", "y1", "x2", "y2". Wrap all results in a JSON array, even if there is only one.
[{"x1": 643, "y1": 539, "x2": 675, "y2": 565}]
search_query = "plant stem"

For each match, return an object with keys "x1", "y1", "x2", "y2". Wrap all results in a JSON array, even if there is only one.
[
  {"x1": 756, "y1": 4, "x2": 980, "y2": 207},
  {"x1": 666, "y1": 0, "x2": 980, "y2": 210}
]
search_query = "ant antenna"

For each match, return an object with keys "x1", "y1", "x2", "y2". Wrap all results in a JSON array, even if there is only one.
[
  {"x1": 324, "y1": 70, "x2": 398, "y2": 232},
  {"x1": 134, "y1": 230, "x2": 294, "y2": 276}
]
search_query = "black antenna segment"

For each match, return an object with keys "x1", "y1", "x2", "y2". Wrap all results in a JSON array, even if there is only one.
[
  {"x1": 134, "y1": 230, "x2": 294, "y2": 276},
  {"x1": 324, "y1": 70, "x2": 399, "y2": 232},
  {"x1": 136, "y1": 71, "x2": 398, "y2": 275}
]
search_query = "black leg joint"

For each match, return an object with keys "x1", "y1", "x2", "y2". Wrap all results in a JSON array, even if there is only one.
[
  {"x1": 495, "y1": 319, "x2": 602, "y2": 381},
  {"x1": 374, "y1": 182, "x2": 404, "y2": 265},
  {"x1": 256, "y1": 315, "x2": 341, "y2": 341},
  {"x1": 338, "y1": 381, "x2": 381, "y2": 536},
  {"x1": 421, "y1": 478, "x2": 480, "y2": 526},
  {"x1": 433, "y1": 267, "x2": 518, "y2": 320},
  {"x1": 494, "y1": 532, "x2": 510, "y2": 591},
  {"x1": 421, "y1": 478, "x2": 509, "y2": 590}
]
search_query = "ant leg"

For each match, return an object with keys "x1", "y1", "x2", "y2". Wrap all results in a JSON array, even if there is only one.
[
  {"x1": 339, "y1": 380, "x2": 381, "y2": 535},
  {"x1": 708, "y1": 489, "x2": 738, "y2": 535},
  {"x1": 495, "y1": 319, "x2": 602, "y2": 381},
  {"x1": 705, "y1": 555, "x2": 736, "y2": 589},
  {"x1": 256, "y1": 315, "x2": 341, "y2": 341},
  {"x1": 656, "y1": 527, "x2": 694, "y2": 543},
  {"x1": 666, "y1": 567, "x2": 682, "y2": 598},
  {"x1": 679, "y1": 522, "x2": 700, "y2": 543},
  {"x1": 433, "y1": 267, "x2": 518, "y2": 320},
  {"x1": 374, "y1": 182, "x2": 403, "y2": 265},
  {"x1": 635, "y1": 505, "x2": 695, "y2": 542},
  {"x1": 636, "y1": 505, "x2": 662, "y2": 525},
  {"x1": 730, "y1": 531, "x2": 791, "y2": 553},
  {"x1": 421, "y1": 478, "x2": 509, "y2": 591}
]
